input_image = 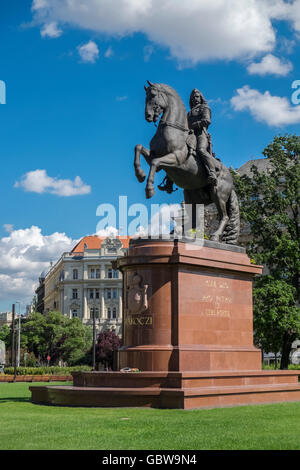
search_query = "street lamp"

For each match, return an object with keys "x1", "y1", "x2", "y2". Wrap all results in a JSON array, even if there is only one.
[
  {"x1": 92, "y1": 305, "x2": 96, "y2": 371},
  {"x1": 92, "y1": 299, "x2": 100, "y2": 371},
  {"x1": 15, "y1": 301, "x2": 21, "y2": 368}
]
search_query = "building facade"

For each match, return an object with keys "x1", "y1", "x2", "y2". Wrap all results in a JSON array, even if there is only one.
[
  {"x1": 43, "y1": 235, "x2": 130, "y2": 335},
  {"x1": 35, "y1": 271, "x2": 46, "y2": 314},
  {"x1": 0, "y1": 312, "x2": 13, "y2": 327}
]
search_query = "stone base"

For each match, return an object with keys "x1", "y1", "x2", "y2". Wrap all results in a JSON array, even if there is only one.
[
  {"x1": 118, "y1": 345, "x2": 262, "y2": 372},
  {"x1": 29, "y1": 240, "x2": 300, "y2": 410},
  {"x1": 30, "y1": 370, "x2": 300, "y2": 409}
]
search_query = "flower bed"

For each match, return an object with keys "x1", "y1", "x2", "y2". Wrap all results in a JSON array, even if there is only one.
[{"x1": 0, "y1": 374, "x2": 72, "y2": 382}]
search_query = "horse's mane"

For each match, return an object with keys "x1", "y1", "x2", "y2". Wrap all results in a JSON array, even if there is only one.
[
  {"x1": 155, "y1": 83, "x2": 186, "y2": 112},
  {"x1": 156, "y1": 83, "x2": 181, "y2": 99}
]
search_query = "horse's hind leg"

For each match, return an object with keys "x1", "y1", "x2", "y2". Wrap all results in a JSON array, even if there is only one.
[
  {"x1": 134, "y1": 144, "x2": 150, "y2": 183},
  {"x1": 209, "y1": 187, "x2": 229, "y2": 242}
]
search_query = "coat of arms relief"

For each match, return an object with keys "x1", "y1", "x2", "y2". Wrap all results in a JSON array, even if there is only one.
[{"x1": 126, "y1": 272, "x2": 149, "y2": 314}]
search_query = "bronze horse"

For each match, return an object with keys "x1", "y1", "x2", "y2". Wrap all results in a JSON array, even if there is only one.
[{"x1": 134, "y1": 82, "x2": 240, "y2": 244}]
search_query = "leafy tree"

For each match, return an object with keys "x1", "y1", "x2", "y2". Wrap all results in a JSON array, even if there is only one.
[
  {"x1": 95, "y1": 330, "x2": 122, "y2": 370},
  {"x1": 21, "y1": 311, "x2": 92, "y2": 365},
  {"x1": 232, "y1": 134, "x2": 300, "y2": 369},
  {"x1": 253, "y1": 277, "x2": 300, "y2": 366},
  {"x1": 0, "y1": 324, "x2": 10, "y2": 347},
  {"x1": 55, "y1": 317, "x2": 93, "y2": 365}
]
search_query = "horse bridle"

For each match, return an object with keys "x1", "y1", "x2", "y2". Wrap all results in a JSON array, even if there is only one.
[{"x1": 152, "y1": 88, "x2": 189, "y2": 133}]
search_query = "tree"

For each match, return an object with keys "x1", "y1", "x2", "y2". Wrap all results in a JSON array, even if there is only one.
[
  {"x1": 253, "y1": 277, "x2": 300, "y2": 366},
  {"x1": 0, "y1": 324, "x2": 10, "y2": 347},
  {"x1": 55, "y1": 317, "x2": 93, "y2": 365},
  {"x1": 21, "y1": 311, "x2": 92, "y2": 365},
  {"x1": 95, "y1": 330, "x2": 122, "y2": 370},
  {"x1": 232, "y1": 134, "x2": 300, "y2": 369}
]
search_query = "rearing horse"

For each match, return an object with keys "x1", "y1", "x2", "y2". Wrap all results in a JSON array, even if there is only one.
[{"x1": 134, "y1": 82, "x2": 240, "y2": 244}]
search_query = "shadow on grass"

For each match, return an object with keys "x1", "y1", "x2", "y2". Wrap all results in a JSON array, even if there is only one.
[{"x1": 0, "y1": 397, "x2": 30, "y2": 403}]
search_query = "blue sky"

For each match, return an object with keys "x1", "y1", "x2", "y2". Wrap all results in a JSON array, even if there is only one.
[{"x1": 0, "y1": 0, "x2": 299, "y2": 311}]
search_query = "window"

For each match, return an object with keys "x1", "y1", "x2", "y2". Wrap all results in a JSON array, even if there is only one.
[
  {"x1": 90, "y1": 307, "x2": 99, "y2": 318},
  {"x1": 73, "y1": 269, "x2": 78, "y2": 280},
  {"x1": 90, "y1": 268, "x2": 95, "y2": 279},
  {"x1": 96, "y1": 268, "x2": 100, "y2": 279},
  {"x1": 72, "y1": 289, "x2": 78, "y2": 299},
  {"x1": 89, "y1": 289, "x2": 94, "y2": 299},
  {"x1": 107, "y1": 307, "x2": 111, "y2": 319},
  {"x1": 113, "y1": 269, "x2": 119, "y2": 279},
  {"x1": 107, "y1": 268, "x2": 113, "y2": 279},
  {"x1": 113, "y1": 288, "x2": 118, "y2": 299},
  {"x1": 112, "y1": 307, "x2": 117, "y2": 319},
  {"x1": 105, "y1": 288, "x2": 112, "y2": 299},
  {"x1": 72, "y1": 309, "x2": 78, "y2": 318},
  {"x1": 95, "y1": 289, "x2": 100, "y2": 299}
]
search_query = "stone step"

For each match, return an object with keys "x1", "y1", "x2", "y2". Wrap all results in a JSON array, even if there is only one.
[
  {"x1": 72, "y1": 370, "x2": 300, "y2": 389},
  {"x1": 30, "y1": 381, "x2": 300, "y2": 409}
]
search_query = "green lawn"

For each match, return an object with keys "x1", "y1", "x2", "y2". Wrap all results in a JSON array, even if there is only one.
[{"x1": 1, "y1": 382, "x2": 300, "y2": 450}]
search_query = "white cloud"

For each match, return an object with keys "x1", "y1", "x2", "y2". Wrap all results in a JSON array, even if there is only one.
[
  {"x1": 143, "y1": 44, "x2": 154, "y2": 62},
  {"x1": 40, "y1": 22, "x2": 62, "y2": 38},
  {"x1": 116, "y1": 96, "x2": 128, "y2": 102},
  {"x1": 247, "y1": 54, "x2": 293, "y2": 76},
  {"x1": 3, "y1": 224, "x2": 14, "y2": 233},
  {"x1": 96, "y1": 226, "x2": 119, "y2": 237},
  {"x1": 231, "y1": 85, "x2": 300, "y2": 127},
  {"x1": 269, "y1": 0, "x2": 300, "y2": 34},
  {"x1": 15, "y1": 169, "x2": 91, "y2": 197},
  {"x1": 0, "y1": 226, "x2": 77, "y2": 305},
  {"x1": 30, "y1": 0, "x2": 300, "y2": 64},
  {"x1": 279, "y1": 37, "x2": 296, "y2": 54},
  {"x1": 104, "y1": 46, "x2": 114, "y2": 58},
  {"x1": 77, "y1": 40, "x2": 99, "y2": 63}
]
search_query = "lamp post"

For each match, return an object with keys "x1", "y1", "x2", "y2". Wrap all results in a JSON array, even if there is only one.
[
  {"x1": 92, "y1": 297, "x2": 100, "y2": 371},
  {"x1": 92, "y1": 305, "x2": 96, "y2": 371},
  {"x1": 11, "y1": 304, "x2": 17, "y2": 382},
  {"x1": 15, "y1": 301, "x2": 21, "y2": 368}
]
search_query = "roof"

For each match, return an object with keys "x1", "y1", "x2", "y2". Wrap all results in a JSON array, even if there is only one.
[
  {"x1": 237, "y1": 158, "x2": 273, "y2": 177},
  {"x1": 71, "y1": 235, "x2": 130, "y2": 253}
]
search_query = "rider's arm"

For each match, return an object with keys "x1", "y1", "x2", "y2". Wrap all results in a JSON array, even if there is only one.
[{"x1": 200, "y1": 105, "x2": 211, "y2": 128}]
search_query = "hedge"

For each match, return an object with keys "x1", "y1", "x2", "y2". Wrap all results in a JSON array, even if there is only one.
[
  {"x1": 262, "y1": 364, "x2": 300, "y2": 370},
  {"x1": 3, "y1": 366, "x2": 92, "y2": 376}
]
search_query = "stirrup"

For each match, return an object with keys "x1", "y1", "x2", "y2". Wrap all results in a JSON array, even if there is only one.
[{"x1": 158, "y1": 177, "x2": 177, "y2": 194}]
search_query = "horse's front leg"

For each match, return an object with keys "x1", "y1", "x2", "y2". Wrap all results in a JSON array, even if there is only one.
[
  {"x1": 134, "y1": 144, "x2": 150, "y2": 183},
  {"x1": 146, "y1": 151, "x2": 180, "y2": 199}
]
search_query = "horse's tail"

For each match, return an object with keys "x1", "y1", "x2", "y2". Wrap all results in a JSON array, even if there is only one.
[{"x1": 222, "y1": 189, "x2": 240, "y2": 245}]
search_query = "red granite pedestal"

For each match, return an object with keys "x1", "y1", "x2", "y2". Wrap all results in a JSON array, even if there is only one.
[{"x1": 30, "y1": 239, "x2": 300, "y2": 409}]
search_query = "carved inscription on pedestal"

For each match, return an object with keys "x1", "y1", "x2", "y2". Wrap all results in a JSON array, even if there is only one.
[
  {"x1": 201, "y1": 278, "x2": 232, "y2": 317},
  {"x1": 125, "y1": 315, "x2": 153, "y2": 327}
]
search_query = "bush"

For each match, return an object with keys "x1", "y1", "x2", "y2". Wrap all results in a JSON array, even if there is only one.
[
  {"x1": 262, "y1": 364, "x2": 300, "y2": 370},
  {"x1": 3, "y1": 365, "x2": 91, "y2": 376}
]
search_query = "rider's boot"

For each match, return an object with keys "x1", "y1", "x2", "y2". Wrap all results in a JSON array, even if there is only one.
[{"x1": 158, "y1": 176, "x2": 174, "y2": 194}]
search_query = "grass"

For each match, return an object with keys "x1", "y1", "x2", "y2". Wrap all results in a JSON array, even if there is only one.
[{"x1": 1, "y1": 383, "x2": 300, "y2": 450}]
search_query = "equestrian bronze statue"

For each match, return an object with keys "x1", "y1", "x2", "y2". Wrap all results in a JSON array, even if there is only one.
[{"x1": 134, "y1": 82, "x2": 240, "y2": 244}]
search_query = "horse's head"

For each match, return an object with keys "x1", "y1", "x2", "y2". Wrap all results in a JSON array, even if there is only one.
[{"x1": 144, "y1": 81, "x2": 167, "y2": 123}]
